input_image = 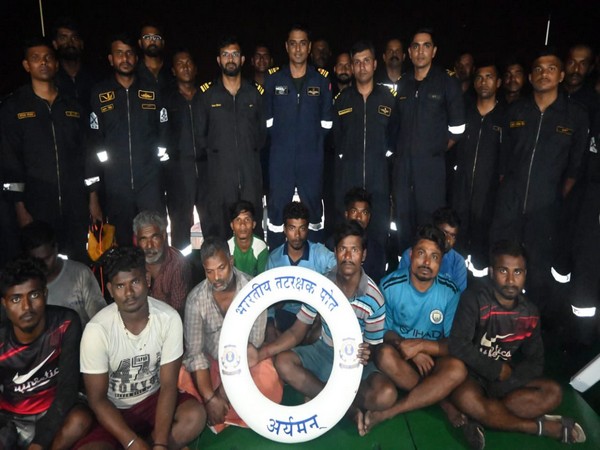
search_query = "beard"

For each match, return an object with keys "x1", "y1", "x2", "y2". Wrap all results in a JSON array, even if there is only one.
[
  {"x1": 335, "y1": 73, "x2": 351, "y2": 85},
  {"x1": 222, "y1": 63, "x2": 241, "y2": 77},
  {"x1": 143, "y1": 45, "x2": 163, "y2": 57},
  {"x1": 57, "y1": 45, "x2": 81, "y2": 61}
]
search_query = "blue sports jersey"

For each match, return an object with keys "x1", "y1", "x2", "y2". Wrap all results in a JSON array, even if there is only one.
[
  {"x1": 380, "y1": 267, "x2": 460, "y2": 340},
  {"x1": 399, "y1": 247, "x2": 467, "y2": 292}
]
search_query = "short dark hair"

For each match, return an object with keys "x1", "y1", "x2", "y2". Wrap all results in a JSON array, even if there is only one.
[
  {"x1": 20, "y1": 221, "x2": 56, "y2": 252},
  {"x1": 172, "y1": 47, "x2": 194, "y2": 61},
  {"x1": 283, "y1": 201, "x2": 309, "y2": 224},
  {"x1": 51, "y1": 17, "x2": 80, "y2": 40},
  {"x1": 108, "y1": 32, "x2": 137, "y2": 54},
  {"x1": 350, "y1": 40, "x2": 376, "y2": 59},
  {"x1": 489, "y1": 239, "x2": 528, "y2": 268},
  {"x1": 502, "y1": 56, "x2": 526, "y2": 74},
  {"x1": 139, "y1": 20, "x2": 163, "y2": 36},
  {"x1": 217, "y1": 35, "x2": 241, "y2": 55},
  {"x1": 432, "y1": 207, "x2": 461, "y2": 229},
  {"x1": 531, "y1": 46, "x2": 563, "y2": 71},
  {"x1": 23, "y1": 37, "x2": 53, "y2": 58},
  {"x1": 344, "y1": 187, "x2": 372, "y2": 210},
  {"x1": 333, "y1": 220, "x2": 367, "y2": 250},
  {"x1": 230, "y1": 200, "x2": 255, "y2": 222},
  {"x1": 0, "y1": 257, "x2": 47, "y2": 297},
  {"x1": 475, "y1": 60, "x2": 499, "y2": 78},
  {"x1": 410, "y1": 27, "x2": 436, "y2": 47},
  {"x1": 101, "y1": 247, "x2": 146, "y2": 282},
  {"x1": 200, "y1": 236, "x2": 231, "y2": 264},
  {"x1": 412, "y1": 224, "x2": 445, "y2": 254},
  {"x1": 288, "y1": 23, "x2": 311, "y2": 41}
]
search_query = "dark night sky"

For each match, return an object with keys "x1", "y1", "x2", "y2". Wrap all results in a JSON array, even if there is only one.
[{"x1": 1, "y1": 0, "x2": 598, "y2": 95}]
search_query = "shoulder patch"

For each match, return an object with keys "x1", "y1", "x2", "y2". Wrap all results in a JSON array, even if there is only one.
[
  {"x1": 268, "y1": 67, "x2": 280, "y2": 75},
  {"x1": 338, "y1": 107, "x2": 353, "y2": 116},
  {"x1": 388, "y1": 87, "x2": 397, "y2": 97},
  {"x1": 100, "y1": 104, "x2": 114, "y2": 113},
  {"x1": 378, "y1": 105, "x2": 392, "y2": 117},
  {"x1": 446, "y1": 69, "x2": 456, "y2": 77},
  {"x1": 138, "y1": 90, "x2": 155, "y2": 100},
  {"x1": 200, "y1": 82, "x2": 212, "y2": 93},
  {"x1": 255, "y1": 84, "x2": 264, "y2": 95},
  {"x1": 510, "y1": 120, "x2": 525, "y2": 128},
  {"x1": 317, "y1": 68, "x2": 329, "y2": 78},
  {"x1": 65, "y1": 110, "x2": 80, "y2": 118},
  {"x1": 556, "y1": 126, "x2": 573, "y2": 136},
  {"x1": 17, "y1": 111, "x2": 36, "y2": 119}
]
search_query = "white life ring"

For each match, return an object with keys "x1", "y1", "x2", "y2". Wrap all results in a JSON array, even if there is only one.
[{"x1": 218, "y1": 266, "x2": 363, "y2": 443}]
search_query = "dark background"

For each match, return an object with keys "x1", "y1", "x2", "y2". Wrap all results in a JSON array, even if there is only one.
[{"x1": 1, "y1": 0, "x2": 598, "y2": 95}]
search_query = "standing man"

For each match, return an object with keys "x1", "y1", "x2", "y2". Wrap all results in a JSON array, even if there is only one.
[
  {"x1": 363, "y1": 225, "x2": 462, "y2": 432},
  {"x1": 453, "y1": 52, "x2": 475, "y2": 95},
  {"x1": 332, "y1": 52, "x2": 353, "y2": 95},
  {"x1": 563, "y1": 44, "x2": 598, "y2": 120},
  {"x1": 453, "y1": 63, "x2": 506, "y2": 269},
  {"x1": 76, "y1": 247, "x2": 205, "y2": 449},
  {"x1": 133, "y1": 210, "x2": 191, "y2": 317},
  {"x1": 333, "y1": 40, "x2": 398, "y2": 251},
  {"x1": 376, "y1": 38, "x2": 404, "y2": 91},
  {"x1": 137, "y1": 22, "x2": 173, "y2": 93},
  {"x1": 392, "y1": 28, "x2": 465, "y2": 252},
  {"x1": 0, "y1": 257, "x2": 92, "y2": 449},
  {"x1": 448, "y1": 240, "x2": 586, "y2": 447},
  {"x1": 86, "y1": 33, "x2": 169, "y2": 246},
  {"x1": 501, "y1": 59, "x2": 526, "y2": 105},
  {"x1": 183, "y1": 237, "x2": 281, "y2": 431},
  {"x1": 164, "y1": 49, "x2": 207, "y2": 250},
  {"x1": 1, "y1": 38, "x2": 88, "y2": 261},
  {"x1": 51, "y1": 17, "x2": 96, "y2": 115},
  {"x1": 310, "y1": 38, "x2": 332, "y2": 70},
  {"x1": 492, "y1": 48, "x2": 589, "y2": 318},
  {"x1": 196, "y1": 36, "x2": 266, "y2": 239},
  {"x1": 250, "y1": 44, "x2": 273, "y2": 87},
  {"x1": 264, "y1": 24, "x2": 333, "y2": 247},
  {"x1": 255, "y1": 221, "x2": 397, "y2": 436}
]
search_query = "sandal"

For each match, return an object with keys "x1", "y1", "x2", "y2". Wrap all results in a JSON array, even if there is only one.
[
  {"x1": 537, "y1": 414, "x2": 586, "y2": 444},
  {"x1": 463, "y1": 420, "x2": 485, "y2": 450}
]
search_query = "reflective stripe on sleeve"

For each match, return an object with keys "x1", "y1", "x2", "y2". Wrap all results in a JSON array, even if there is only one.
[
  {"x1": 571, "y1": 306, "x2": 596, "y2": 317},
  {"x1": 84, "y1": 176, "x2": 100, "y2": 187},
  {"x1": 266, "y1": 118, "x2": 274, "y2": 128},
  {"x1": 97, "y1": 151, "x2": 108, "y2": 162},
  {"x1": 448, "y1": 124, "x2": 466, "y2": 134},
  {"x1": 2, "y1": 182, "x2": 25, "y2": 192},
  {"x1": 551, "y1": 267, "x2": 571, "y2": 283},
  {"x1": 321, "y1": 120, "x2": 333, "y2": 129}
]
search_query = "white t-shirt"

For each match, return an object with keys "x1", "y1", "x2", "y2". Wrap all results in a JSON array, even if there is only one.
[{"x1": 80, "y1": 297, "x2": 183, "y2": 409}]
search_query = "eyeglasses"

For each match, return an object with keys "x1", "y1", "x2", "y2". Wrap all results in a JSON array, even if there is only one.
[
  {"x1": 142, "y1": 34, "x2": 163, "y2": 42},
  {"x1": 221, "y1": 51, "x2": 241, "y2": 59}
]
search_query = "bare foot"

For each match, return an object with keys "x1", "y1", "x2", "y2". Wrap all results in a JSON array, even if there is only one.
[
  {"x1": 440, "y1": 399, "x2": 467, "y2": 427},
  {"x1": 355, "y1": 409, "x2": 366, "y2": 436},
  {"x1": 364, "y1": 409, "x2": 387, "y2": 434}
]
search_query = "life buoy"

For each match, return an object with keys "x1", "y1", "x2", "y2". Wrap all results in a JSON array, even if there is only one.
[{"x1": 218, "y1": 266, "x2": 363, "y2": 443}]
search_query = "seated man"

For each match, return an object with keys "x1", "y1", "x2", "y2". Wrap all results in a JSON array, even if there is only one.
[
  {"x1": 0, "y1": 257, "x2": 92, "y2": 449},
  {"x1": 21, "y1": 220, "x2": 106, "y2": 326},
  {"x1": 75, "y1": 247, "x2": 205, "y2": 449},
  {"x1": 133, "y1": 210, "x2": 191, "y2": 316},
  {"x1": 266, "y1": 201, "x2": 336, "y2": 334},
  {"x1": 364, "y1": 224, "x2": 463, "y2": 432},
  {"x1": 183, "y1": 237, "x2": 282, "y2": 432},
  {"x1": 343, "y1": 187, "x2": 386, "y2": 283},
  {"x1": 227, "y1": 200, "x2": 268, "y2": 277},
  {"x1": 399, "y1": 207, "x2": 467, "y2": 292},
  {"x1": 447, "y1": 240, "x2": 586, "y2": 448},
  {"x1": 255, "y1": 221, "x2": 397, "y2": 436}
]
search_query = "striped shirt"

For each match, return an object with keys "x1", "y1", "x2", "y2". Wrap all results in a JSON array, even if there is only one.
[{"x1": 297, "y1": 268, "x2": 386, "y2": 346}]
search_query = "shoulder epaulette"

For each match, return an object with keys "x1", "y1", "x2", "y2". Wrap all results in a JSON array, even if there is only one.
[
  {"x1": 446, "y1": 69, "x2": 456, "y2": 77},
  {"x1": 334, "y1": 91, "x2": 342, "y2": 101},
  {"x1": 255, "y1": 83, "x2": 264, "y2": 95},
  {"x1": 388, "y1": 87, "x2": 397, "y2": 97},
  {"x1": 200, "y1": 82, "x2": 212, "y2": 93},
  {"x1": 317, "y1": 68, "x2": 329, "y2": 78},
  {"x1": 268, "y1": 67, "x2": 280, "y2": 75}
]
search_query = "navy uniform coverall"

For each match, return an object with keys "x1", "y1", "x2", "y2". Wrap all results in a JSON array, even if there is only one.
[
  {"x1": 195, "y1": 78, "x2": 266, "y2": 239},
  {"x1": 86, "y1": 76, "x2": 168, "y2": 246},
  {"x1": 453, "y1": 101, "x2": 506, "y2": 267},
  {"x1": 163, "y1": 85, "x2": 207, "y2": 250},
  {"x1": 393, "y1": 65, "x2": 465, "y2": 250},
  {"x1": 1, "y1": 85, "x2": 88, "y2": 259},
  {"x1": 491, "y1": 93, "x2": 588, "y2": 315},
  {"x1": 264, "y1": 65, "x2": 332, "y2": 246},
  {"x1": 332, "y1": 83, "x2": 398, "y2": 249}
]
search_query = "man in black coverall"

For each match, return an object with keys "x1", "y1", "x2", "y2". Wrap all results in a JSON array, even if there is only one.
[
  {"x1": 1, "y1": 38, "x2": 88, "y2": 261},
  {"x1": 86, "y1": 33, "x2": 169, "y2": 246},
  {"x1": 195, "y1": 36, "x2": 266, "y2": 239},
  {"x1": 491, "y1": 48, "x2": 588, "y2": 318}
]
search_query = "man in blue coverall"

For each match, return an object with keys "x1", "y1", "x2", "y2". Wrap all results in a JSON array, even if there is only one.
[{"x1": 264, "y1": 24, "x2": 332, "y2": 247}]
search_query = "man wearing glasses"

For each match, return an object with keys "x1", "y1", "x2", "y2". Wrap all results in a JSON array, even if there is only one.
[
  {"x1": 194, "y1": 36, "x2": 266, "y2": 239},
  {"x1": 137, "y1": 22, "x2": 174, "y2": 93}
]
